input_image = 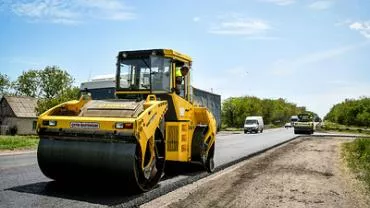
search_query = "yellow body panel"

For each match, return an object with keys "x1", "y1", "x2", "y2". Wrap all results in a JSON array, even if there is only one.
[
  {"x1": 164, "y1": 93, "x2": 216, "y2": 162},
  {"x1": 194, "y1": 106, "x2": 217, "y2": 149},
  {"x1": 38, "y1": 95, "x2": 168, "y2": 169},
  {"x1": 134, "y1": 96, "x2": 167, "y2": 167},
  {"x1": 165, "y1": 122, "x2": 191, "y2": 162},
  {"x1": 163, "y1": 49, "x2": 192, "y2": 63},
  {"x1": 38, "y1": 96, "x2": 136, "y2": 132}
]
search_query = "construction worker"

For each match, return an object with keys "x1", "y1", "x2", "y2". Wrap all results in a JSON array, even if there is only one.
[{"x1": 175, "y1": 65, "x2": 189, "y2": 95}]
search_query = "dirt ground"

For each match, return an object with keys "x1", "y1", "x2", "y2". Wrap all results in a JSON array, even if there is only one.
[{"x1": 142, "y1": 137, "x2": 370, "y2": 208}]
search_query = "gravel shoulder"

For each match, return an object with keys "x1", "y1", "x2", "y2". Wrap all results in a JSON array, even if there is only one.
[
  {"x1": 142, "y1": 137, "x2": 370, "y2": 208},
  {"x1": 0, "y1": 150, "x2": 36, "y2": 156}
]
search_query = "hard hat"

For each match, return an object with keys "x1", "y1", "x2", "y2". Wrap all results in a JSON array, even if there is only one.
[{"x1": 180, "y1": 64, "x2": 189, "y2": 76}]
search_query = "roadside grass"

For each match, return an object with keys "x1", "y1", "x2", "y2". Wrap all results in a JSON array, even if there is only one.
[
  {"x1": 222, "y1": 127, "x2": 243, "y2": 131},
  {"x1": 0, "y1": 135, "x2": 39, "y2": 151},
  {"x1": 319, "y1": 122, "x2": 370, "y2": 135},
  {"x1": 342, "y1": 138, "x2": 370, "y2": 190},
  {"x1": 221, "y1": 124, "x2": 282, "y2": 131}
]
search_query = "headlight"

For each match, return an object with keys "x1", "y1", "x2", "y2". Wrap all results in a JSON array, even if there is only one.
[
  {"x1": 115, "y1": 122, "x2": 133, "y2": 129},
  {"x1": 42, "y1": 120, "x2": 57, "y2": 126},
  {"x1": 49, "y1": 120, "x2": 57, "y2": 126}
]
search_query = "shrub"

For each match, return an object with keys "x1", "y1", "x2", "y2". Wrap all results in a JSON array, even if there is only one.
[
  {"x1": 9, "y1": 126, "x2": 17, "y2": 135},
  {"x1": 343, "y1": 138, "x2": 370, "y2": 190}
]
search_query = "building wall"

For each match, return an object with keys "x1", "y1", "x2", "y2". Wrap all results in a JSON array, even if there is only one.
[
  {"x1": 0, "y1": 98, "x2": 15, "y2": 119},
  {"x1": 192, "y1": 87, "x2": 222, "y2": 130},
  {"x1": 0, "y1": 117, "x2": 37, "y2": 135}
]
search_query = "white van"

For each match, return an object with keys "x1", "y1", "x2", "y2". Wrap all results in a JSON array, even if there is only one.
[{"x1": 244, "y1": 116, "x2": 264, "y2": 134}]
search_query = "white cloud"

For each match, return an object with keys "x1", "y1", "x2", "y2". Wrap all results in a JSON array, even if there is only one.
[
  {"x1": 259, "y1": 0, "x2": 295, "y2": 6},
  {"x1": 271, "y1": 42, "x2": 370, "y2": 75},
  {"x1": 244, "y1": 36, "x2": 281, "y2": 40},
  {"x1": 349, "y1": 21, "x2": 370, "y2": 39},
  {"x1": 209, "y1": 14, "x2": 271, "y2": 37},
  {"x1": 8, "y1": 0, "x2": 135, "y2": 24},
  {"x1": 308, "y1": 1, "x2": 334, "y2": 10},
  {"x1": 193, "y1": 17, "x2": 200, "y2": 22},
  {"x1": 334, "y1": 19, "x2": 352, "y2": 27}
]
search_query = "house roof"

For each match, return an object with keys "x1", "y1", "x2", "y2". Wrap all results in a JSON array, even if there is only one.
[{"x1": 2, "y1": 96, "x2": 38, "y2": 118}]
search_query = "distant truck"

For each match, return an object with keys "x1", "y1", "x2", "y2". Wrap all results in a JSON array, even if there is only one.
[
  {"x1": 244, "y1": 116, "x2": 264, "y2": 134},
  {"x1": 294, "y1": 113, "x2": 315, "y2": 134}
]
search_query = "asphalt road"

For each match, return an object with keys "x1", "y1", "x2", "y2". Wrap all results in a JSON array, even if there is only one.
[
  {"x1": 0, "y1": 128, "x2": 299, "y2": 207},
  {"x1": 215, "y1": 128, "x2": 296, "y2": 166}
]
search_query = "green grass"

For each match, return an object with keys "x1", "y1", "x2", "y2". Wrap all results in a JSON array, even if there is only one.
[
  {"x1": 319, "y1": 121, "x2": 370, "y2": 135},
  {"x1": 0, "y1": 135, "x2": 39, "y2": 151},
  {"x1": 342, "y1": 138, "x2": 370, "y2": 190}
]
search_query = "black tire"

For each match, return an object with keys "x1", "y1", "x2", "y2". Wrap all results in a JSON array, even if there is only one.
[
  {"x1": 244, "y1": 130, "x2": 247, "y2": 134},
  {"x1": 260, "y1": 129, "x2": 263, "y2": 133},
  {"x1": 133, "y1": 129, "x2": 166, "y2": 192},
  {"x1": 205, "y1": 144, "x2": 215, "y2": 173},
  {"x1": 294, "y1": 130, "x2": 299, "y2": 134},
  {"x1": 192, "y1": 127, "x2": 207, "y2": 161}
]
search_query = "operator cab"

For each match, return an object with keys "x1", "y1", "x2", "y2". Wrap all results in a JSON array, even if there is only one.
[{"x1": 115, "y1": 49, "x2": 192, "y2": 101}]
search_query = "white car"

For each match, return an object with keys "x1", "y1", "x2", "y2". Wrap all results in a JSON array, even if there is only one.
[
  {"x1": 284, "y1": 122, "x2": 293, "y2": 128},
  {"x1": 244, "y1": 116, "x2": 264, "y2": 133}
]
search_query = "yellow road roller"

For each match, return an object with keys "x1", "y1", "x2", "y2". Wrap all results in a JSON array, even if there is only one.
[{"x1": 37, "y1": 49, "x2": 217, "y2": 192}]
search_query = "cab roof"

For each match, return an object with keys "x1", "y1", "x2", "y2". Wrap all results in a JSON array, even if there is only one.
[{"x1": 118, "y1": 49, "x2": 192, "y2": 63}]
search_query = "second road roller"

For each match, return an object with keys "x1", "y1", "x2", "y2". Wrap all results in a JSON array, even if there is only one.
[{"x1": 37, "y1": 49, "x2": 217, "y2": 192}]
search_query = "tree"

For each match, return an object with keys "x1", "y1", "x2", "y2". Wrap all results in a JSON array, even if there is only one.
[
  {"x1": 37, "y1": 87, "x2": 80, "y2": 114},
  {"x1": 325, "y1": 97, "x2": 370, "y2": 127},
  {"x1": 40, "y1": 66, "x2": 73, "y2": 99},
  {"x1": 221, "y1": 96, "x2": 309, "y2": 128},
  {"x1": 222, "y1": 97, "x2": 239, "y2": 127},
  {"x1": 0, "y1": 73, "x2": 11, "y2": 96},
  {"x1": 14, "y1": 70, "x2": 41, "y2": 97},
  {"x1": 12, "y1": 66, "x2": 77, "y2": 115},
  {"x1": 14, "y1": 66, "x2": 74, "y2": 99}
]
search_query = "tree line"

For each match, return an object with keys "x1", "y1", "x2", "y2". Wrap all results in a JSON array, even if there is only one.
[
  {"x1": 324, "y1": 97, "x2": 370, "y2": 127},
  {"x1": 221, "y1": 96, "x2": 308, "y2": 128},
  {"x1": 0, "y1": 66, "x2": 79, "y2": 114}
]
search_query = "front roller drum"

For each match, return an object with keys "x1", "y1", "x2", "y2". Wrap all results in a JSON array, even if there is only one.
[{"x1": 37, "y1": 136, "x2": 165, "y2": 192}]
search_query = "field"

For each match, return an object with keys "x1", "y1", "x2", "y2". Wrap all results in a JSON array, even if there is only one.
[
  {"x1": 320, "y1": 122, "x2": 370, "y2": 135},
  {"x1": 0, "y1": 135, "x2": 39, "y2": 151}
]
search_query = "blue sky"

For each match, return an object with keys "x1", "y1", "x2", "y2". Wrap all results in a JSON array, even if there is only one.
[{"x1": 1, "y1": 0, "x2": 370, "y2": 117}]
